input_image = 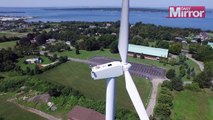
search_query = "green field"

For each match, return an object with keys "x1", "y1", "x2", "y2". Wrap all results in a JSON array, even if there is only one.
[
  {"x1": 0, "y1": 31, "x2": 27, "y2": 37},
  {"x1": 37, "y1": 61, "x2": 152, "y2": 110},
  {"x1": 172, "y1": 90, "x2": 213, "y2": 120},
  {"x1": 17, "y1": 56, "x2": 52, "y2": 70},
  {"x1": 208, "y1": 33, "x2": 213, "y2": 38},
  {"x1": 0, "y1": 94, "x2": 45, "y2": 120},
  {"x1": 54, "y1": 49, "x2": 201, "y2": 78},
  {"x1": 0, "y1": 41, "x2": 16, "y2": 49},
  {"x1": 54, "y1": 49, "x2": 172, "y2": 69}
]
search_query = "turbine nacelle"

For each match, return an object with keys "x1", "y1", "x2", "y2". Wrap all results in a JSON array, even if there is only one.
[{"x1": 91, "y1": 61, "x2": 132, "y2": 80}]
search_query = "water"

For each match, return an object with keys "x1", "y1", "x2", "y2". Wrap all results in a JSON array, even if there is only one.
[{"x1": 0, "y1": 7, "x2": 213, "y2": 30}]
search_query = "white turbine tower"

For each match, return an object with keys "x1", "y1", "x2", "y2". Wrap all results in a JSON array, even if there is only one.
[{"x1": 91, "y1": 0, "x2": 149, "y2": 120}]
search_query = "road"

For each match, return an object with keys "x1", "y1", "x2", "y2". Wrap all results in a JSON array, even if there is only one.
[
  {"x1": 146, "y1": 78, "x2": 165, "y2": 116},
  {"x1": 186, "y1": 54, "x2": 204, "y2": 71},
  {"x1": 7, "y1": 98, "x2": 62, "y2": 120}
]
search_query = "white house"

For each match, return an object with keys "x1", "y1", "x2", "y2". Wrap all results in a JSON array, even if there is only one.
[{"x1": 25, "y1": 58, "x2": 42, "y2": 64}]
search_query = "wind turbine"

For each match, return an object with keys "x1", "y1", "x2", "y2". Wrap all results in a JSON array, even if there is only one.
[{"x1": 91, "y1": 0, "x2": 149, "y2": 120}]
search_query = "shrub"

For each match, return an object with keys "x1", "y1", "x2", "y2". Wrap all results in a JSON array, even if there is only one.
[
  {"x1": 171, "y1": 77, "x2": 184, "y2": 91},
  {"x1": 160, "y1": 87, "x2": 172, "y2": 96},
  {"x1": 154, "y1": 104, "x2": 171, "y2": 118},
  {"x1": 161, "y1": 81, "x2": 173, "y2": 90},
  {"x1": 158, "y1": 94, "x2": 173, "y2": 107},
  {"x1": 185, "y1": 83, "x2": 201, "y2": 92},
  {"x1": 166, "y1": 69, "x2": 176, "y2": 79}
]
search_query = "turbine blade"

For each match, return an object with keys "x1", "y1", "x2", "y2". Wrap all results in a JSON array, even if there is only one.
[
  {"x1": 118, "y1": 0, "x2": 129, "y2": 63},
  {"x1": 124, "y1": 71, "x2": 149, "y2": 120}
]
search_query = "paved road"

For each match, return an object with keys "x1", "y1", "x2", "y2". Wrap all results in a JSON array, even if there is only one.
[
  {"x1": 186, "y1": 54, "x2": 204, "y2": 71},
  {"x1": 146, "y1": 78, "x2": 165, "y2": 116}
]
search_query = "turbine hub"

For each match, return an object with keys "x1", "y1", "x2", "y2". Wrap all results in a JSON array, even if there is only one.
[{"x1": 122, "y1": 63, "x2": 131, "y2": 71}]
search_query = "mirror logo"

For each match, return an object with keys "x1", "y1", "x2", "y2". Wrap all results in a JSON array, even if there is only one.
[{"x1": 168, "y1": 6, "x2": 206, "y2": 18}]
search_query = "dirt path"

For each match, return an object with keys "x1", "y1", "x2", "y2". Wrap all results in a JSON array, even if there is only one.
[
  {"x1": 186, "y1": 54, "x2": 204, "y2": 71},
  {"x1": 146, "y1": 78, "x2": 165, "y2": 117},
  {"x1": 7, "y1": 99, "x2": 62, "y2": 120}
]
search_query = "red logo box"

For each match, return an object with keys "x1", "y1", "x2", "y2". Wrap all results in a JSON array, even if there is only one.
[{"x1": 168, "y1": 6, "x2": 206, "y2": 18}]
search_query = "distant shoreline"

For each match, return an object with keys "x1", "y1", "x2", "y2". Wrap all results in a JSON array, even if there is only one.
[
  {"x1": 43, "y1": 8, "x2": 168, "y2": 13},
  {"x1": 0, "y1": 11, "x2": 25, "y2": 13}
]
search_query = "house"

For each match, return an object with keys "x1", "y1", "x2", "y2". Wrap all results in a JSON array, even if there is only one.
[
  {"x1": 128, "y1": 44, "x2": 169, "y2": 60},
  {"x1": 175, "y1": 37, "x2": 184, "y2": 42},
  {"x1": 199, "y1": 32, "x2": 210, "y2": 41},
  {"x1": 25, "y1": 57, "x2": 42, "y2": 64},
  {"x1": 65, "y1": 41, "x2": 71, "y2": 46},
  {"x1": 208, "y1": 42, "x2": 213, "y2": 48},
  {"x1": 46, "y1": 39, "x2": 56, "y2": 44},
  {"x1": 67, "y1": 106, "x2": 105, "y2": 120}
]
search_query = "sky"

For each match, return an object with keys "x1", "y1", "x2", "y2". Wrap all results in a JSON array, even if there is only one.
[{"x1": 0, "y1": 0, "x2": 213, "y2": 9}]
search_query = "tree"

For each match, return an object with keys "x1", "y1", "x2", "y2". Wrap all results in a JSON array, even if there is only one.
[
  {"x1": 169, "y1": 42, "x2": 182, "y2": 55},
  {"x1": 26, "y1": 67, "x2": 31, "y2": 75},
  {"x1": 140, "y1": 53, "x2": 144, "y2": 59},
  {"x1": 179, "y1": 65, "x2": 186, "y2": 78},
  {"x1": 166, "y1": 69, "x2": 176, "y2": 79},
  {"x1": 35, "y1": 32, "x2": 48, "y2": 45},
  {"x1": 194, "y1": 71, "x2": 212, "y2": 88},
  {"x1": 75, "y1": 45, "x2": 80, "y2": 55},
  {"x1": 161, "y1": 81, "x2": 172, "y2": 90},
  {"x1": 133, "y1": 53, "x2": 137, "y2": 58},
  {"x1": 168, "y1": 58, "x2": 177, "y2": 66},
  {"x1": 156, "y1": 40, "x2": 169, "y2": 49},
  {"x1": 154, "y1": 104, "x2": 171, "y2": 118},
  {"x1": 158, "y1": 94, "x2": 173, "y2": 107},
  {"x1": 34, "y1": 65, "x2": 41, "y2": 75},
  {"x1": 171, "y1": 77, "x2": 183, "y2": 91},
  {"x1": 110, "y1": 41, "x2": 118, "y2": 53}
]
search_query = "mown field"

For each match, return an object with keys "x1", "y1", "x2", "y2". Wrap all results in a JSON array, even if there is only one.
[
  {"x1": 54, "y1": 49, "x2": 174, "y2": 69},
  {"x1": 54, "y1": 49, "x2": 201, "y2": 80},
  {"x1": 172, "y1": 90, "x2": 213, "y2": 120},
  {"x1": 0, "y1": 31, "x2": 27, "y2": 37},
  {"x1": 0, "y1": 94, "x2": 45, "y2": 120},
  {"x1": 37, "y1": 61, "x2": 152, "y2": 110},
  {"x1": 0, "y1": 41, "x2": 16, "y2": 49}
]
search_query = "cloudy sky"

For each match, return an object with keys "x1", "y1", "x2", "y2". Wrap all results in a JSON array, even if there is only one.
[{"x1": 1, "y1": 0, "x2": 213, "y2": 9}]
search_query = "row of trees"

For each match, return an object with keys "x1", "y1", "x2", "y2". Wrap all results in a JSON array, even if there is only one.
[
  {"x1": 0, "y1": 48, "x2": 18, "y2": 72},
  {"x1": 130, "y1": 22, "x2": 201, "y2": 41},
  {"x1": 154, "y1": 81, "x2": 174, "y2": 120}
]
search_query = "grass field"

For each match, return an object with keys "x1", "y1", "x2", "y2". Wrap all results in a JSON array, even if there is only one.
[
  {"x1": 54, "y1": 49, "x2": 173, "y2": 70},
  {"x1": 207, "y1": 33, "x2": 213, "y2": 38},
  {"x1": 54, "y1": 49, "x2": 201, "y2": 79},
  {"x1": 0, "y1": 93, "x2": 45, "y2": 120},
  {"x1": 0, "y1": 41, "x2": 16, "y2": 49},
  {"x1": 172, "y1": 90, "x2": 213, "y2": 120},
  {"x1": 37, "y1": 61, "x2": 152, "y2": 110},
  {"x1": 0, "y1": 31, "x2": 27, "y2": 37},
  {"x1": 18, "y1": 56, "x2": 51, "y2": 70}
]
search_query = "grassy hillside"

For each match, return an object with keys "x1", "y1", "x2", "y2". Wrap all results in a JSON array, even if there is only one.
[
  {"x1": 37, "y1": 61, "x2": 152, "y2": 110},
  {"x1": 172, "y1": 90, "x2": 213, "y2": 120},
  {"x1": 0, "y1": 94, "x2": 45, "y2": 120},
  {"x1": 0, "y1": 41, "x2": 16, "y2": 49}
]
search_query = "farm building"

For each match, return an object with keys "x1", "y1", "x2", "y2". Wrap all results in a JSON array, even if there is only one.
[
  {"x1": 25, "y1": 57, "x2": 43, "y2": 64},
  {"x1": 208, "y1": 42, "x2": 213, "y2": 48},
  {"x1": 128, "y1": 44, "x2": 169, "y2": 60},
  {"x1": 67, "y1": 106, "x2": 105, "y2": 120}
]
